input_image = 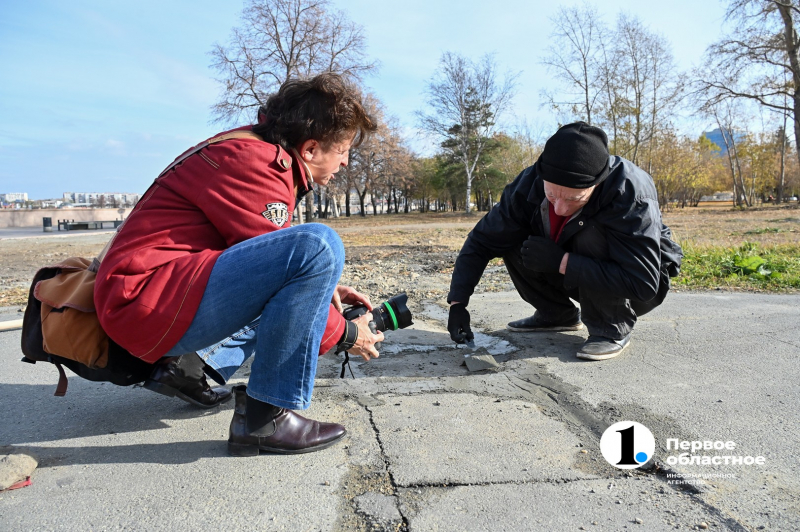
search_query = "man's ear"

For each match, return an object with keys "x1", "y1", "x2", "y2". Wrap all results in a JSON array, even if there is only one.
[{"x1": 298, "y1": 139, "x2": 319, "y2": 162}]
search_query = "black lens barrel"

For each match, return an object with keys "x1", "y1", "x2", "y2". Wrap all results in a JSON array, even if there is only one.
[{"x1": 342, "y1": 292, "x2": 413, "y2": 333}]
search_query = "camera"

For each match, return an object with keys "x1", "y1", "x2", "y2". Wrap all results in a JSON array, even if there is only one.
[{"x1": 343, "y1": 292, "x2": 413, "y2": 333}]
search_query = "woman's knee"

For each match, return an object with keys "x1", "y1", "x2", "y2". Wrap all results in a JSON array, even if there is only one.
[{"x1": 299, "y1": 223, "x2": 344, "y2": 271}]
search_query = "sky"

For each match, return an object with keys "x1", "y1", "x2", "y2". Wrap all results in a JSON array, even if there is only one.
[{"x1": 0, "y1": 0, "x2": 728, "y2": 199}]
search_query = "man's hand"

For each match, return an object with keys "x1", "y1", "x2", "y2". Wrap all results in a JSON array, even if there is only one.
[
  {"x1": 332, "y1": 285, "x2": 372, "y2": 313},
  {"x1": 448, "y1": 303, "x2": 474, "y2": 344},
  {"x1": 348, "y1": 312, "x2": 384, "y2": 361},
  {"x1": 520, "y1": 236, "x2": 566, "y2": 273}
]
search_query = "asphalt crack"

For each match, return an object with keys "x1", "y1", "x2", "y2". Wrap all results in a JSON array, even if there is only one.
[{"x1": 363, "y1": 403, "x2": 410, "y2": 531}]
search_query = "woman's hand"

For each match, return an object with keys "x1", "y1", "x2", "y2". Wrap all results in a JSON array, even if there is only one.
[
  {"x1": 348, "y1": 312, "x2": 384, "y2": 361},
  {"x1": 332, "y1": 285, "x2": 372, "y2": 313}
]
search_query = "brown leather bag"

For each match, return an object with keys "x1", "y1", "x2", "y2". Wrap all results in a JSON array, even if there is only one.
[{"x1": 34, "y1": 257, "x2": 109, "y2": 369}]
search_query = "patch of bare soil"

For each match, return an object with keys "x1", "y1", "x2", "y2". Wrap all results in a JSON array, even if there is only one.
[
  {"x1": 662, "y1": 204, "x2": 800, "y2": 246},
  {"x1": 1, "y1": 205, "x2": 797, "y2": 308},
  {"x1": 0, "y1": 234, "x2": 110, "y2": 307}
]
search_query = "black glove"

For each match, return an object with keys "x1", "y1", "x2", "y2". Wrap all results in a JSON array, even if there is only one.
[
  {"x1": 448, "y1": 303, "x2": 474, "y2": 344},
  {"x1": 520, "y1": 236, "x2": 566, "y2": 273}
]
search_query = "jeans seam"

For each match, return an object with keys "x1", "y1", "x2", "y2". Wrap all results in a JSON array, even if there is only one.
[
  {"x1": 199, "y1": 323, "x2": 259, "y2": 359},
  {"x1": 295, "y1": 231, "x2": 342, "y2": 406}
]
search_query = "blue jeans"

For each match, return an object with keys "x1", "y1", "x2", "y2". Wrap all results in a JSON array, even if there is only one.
[{"x1": 164, "y1": 224, "x2": 344, "y2": 410}]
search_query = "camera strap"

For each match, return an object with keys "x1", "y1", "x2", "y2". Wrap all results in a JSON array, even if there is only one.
[
  {"x1": 339, "y1": 352, "x2": 355, "y2": 379},
  {"x1": 335, "y1": 320, "x2": 359, "y2": 378}
]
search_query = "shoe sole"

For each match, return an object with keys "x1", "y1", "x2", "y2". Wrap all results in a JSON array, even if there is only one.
[
  {"x1": 507, "y1": 323, "x2": 584, "y2": 332},
  {"x1": 142, "y1": 379, "x2": 232, "y2": 409},
  {"x1": 227, "y1": 431, "x2": 347, "y2": 457},
  {"x1": 576, "y1": 340, "x2": 631, "y2": 361}
]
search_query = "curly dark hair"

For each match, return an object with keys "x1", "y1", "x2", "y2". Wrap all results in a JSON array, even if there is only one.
[{"x1": 253, "y1": 73, "x2": 376, "y2": 150}]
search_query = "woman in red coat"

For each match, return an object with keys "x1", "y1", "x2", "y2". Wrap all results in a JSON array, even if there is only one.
[{"x1": 95, "y1": 73, "x2": 382, "y2": 455}]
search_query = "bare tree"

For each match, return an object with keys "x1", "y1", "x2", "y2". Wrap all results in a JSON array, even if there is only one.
[
  {"x1": 210, "y1": 0, "x2": 377, "y2": 124},
  {"x1": 706, "y1": 100, "x2": 752, "y2": 207},
  {"x1": 697, "y1": 0, "x2": 800, "y2": 203},
  {"x1": 418, "y1": 52, "x2": 518, "y2": 214},
  {"x1": 611, "y1": 14, "x2": 685, "y2": 166},
  {"x1": 541, "y1": 3, "x2": 605, "y2": 124},
  {"x1": 542, "y1": 10, "x2": 684, "y2": 166},
  {"x1": 346, "y1": 94, "x2": 389, "y2": 216}
]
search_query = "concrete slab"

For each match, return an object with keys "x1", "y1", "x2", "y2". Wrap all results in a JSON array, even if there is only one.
[
  {"x1": 369, "y1": 393, "x2": 595, "y2": 487},
  {"x1": 400, "y1": 477, "x2": 731, "y2": 531},
  {"x1": 0, "y1": 334, "x2": 374, "y2": 530},
  {"x1": 1, "y1": 291, "x2": 798, "y2": 530},
  {"x1": 465, "y1": 291, "x2": 800, "y2": 530}
]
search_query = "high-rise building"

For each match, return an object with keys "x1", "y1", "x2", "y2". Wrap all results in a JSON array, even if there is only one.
[{"x1": 0, "y1": 193, "x2": 29, "y2": 203}]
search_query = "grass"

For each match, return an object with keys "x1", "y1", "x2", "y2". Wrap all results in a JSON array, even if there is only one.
[{"x1": 675, "y1": 241, "x2": 800, "y2": 291}]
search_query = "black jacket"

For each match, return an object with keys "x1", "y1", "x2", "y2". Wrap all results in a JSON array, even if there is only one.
[{"x1": 448, "y1": 156, "x2": 683, "y2": 305}]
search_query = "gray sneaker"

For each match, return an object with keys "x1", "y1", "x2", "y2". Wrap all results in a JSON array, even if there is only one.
[
  {"x1": 576, "y1": 333, "x2": 631, "y2": 360},
  {"x1": 507, "y1": 310, "x2": 583, "y2": 332}
]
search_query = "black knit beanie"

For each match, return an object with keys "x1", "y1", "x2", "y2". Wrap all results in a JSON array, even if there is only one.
[{"x1": 537, "y1": 121, "x2": 610, "y2": 189}]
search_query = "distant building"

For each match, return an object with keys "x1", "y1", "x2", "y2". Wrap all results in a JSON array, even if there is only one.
[
  {"x1": 62, "y1": 192, "x2": 140, "y2": 207},
  {"x1": 700, "y1": 191, "x2": 734, "y2": 202},
  {"x1": 38, "y1": 199, "x2": 64, "y2": 208},
  {"x1": 702, "y1": 128, "x2": 744, "y2": 155},
  {"x1": 0, "y1": 192, "x2": 29, "y2": 203}
]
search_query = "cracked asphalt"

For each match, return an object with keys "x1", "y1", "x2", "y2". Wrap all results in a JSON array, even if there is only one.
[{"x1": 0, "y1": 290, "x2": 798, "y2": 531}]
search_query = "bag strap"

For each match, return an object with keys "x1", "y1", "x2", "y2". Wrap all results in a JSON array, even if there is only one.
[
  {"x1": 157, "y1": 130, "x2": 263, "y2": 178},
  {"x1": 88, "y1": 129, "x2": 264, "y2": 273}
]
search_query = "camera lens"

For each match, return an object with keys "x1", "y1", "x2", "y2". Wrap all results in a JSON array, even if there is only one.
[
  {"x1": 342, "y1": 292, "x2": 413, "y2": 333},
  {"x1": 382, "y1": 292, "x2": 413, "y2": 330}
]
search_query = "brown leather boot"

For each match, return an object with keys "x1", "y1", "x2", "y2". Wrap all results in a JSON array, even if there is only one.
[
  {"x1": 143, "y1": 354, "x2": 232, "y2": 408},
  {"x1": 227, "y1": 385, "x2": 346, "y2": 456}
]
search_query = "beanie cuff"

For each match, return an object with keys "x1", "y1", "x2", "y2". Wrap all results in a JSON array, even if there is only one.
[{"x1": 537, "y1": 156, "x2": 610, "y2": 189}]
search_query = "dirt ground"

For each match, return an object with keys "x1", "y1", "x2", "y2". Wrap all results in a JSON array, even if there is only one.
[{"x1": 1, "y1": 204, "x2": 798, "y2": 309}]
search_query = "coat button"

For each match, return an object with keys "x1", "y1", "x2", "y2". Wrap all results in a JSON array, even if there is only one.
[
  {"x1": 279, "y1": 158, "x2": 290, "y2": 169},
  {"x1": 578, "y1": 221, "x2": 584, "y2": 226}
]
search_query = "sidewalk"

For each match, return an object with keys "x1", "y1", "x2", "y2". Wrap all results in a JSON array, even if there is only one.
[
  {"x1": 0, "y1": 292, "x2": 797, "y2": 530},
  {"x1": 0, "y1": 226, "x2": 116, "y2": 240}
]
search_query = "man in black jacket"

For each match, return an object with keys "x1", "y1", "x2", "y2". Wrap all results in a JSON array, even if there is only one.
[{"x1": 447, "y1": 122, "x2": 683, "y2": 360}]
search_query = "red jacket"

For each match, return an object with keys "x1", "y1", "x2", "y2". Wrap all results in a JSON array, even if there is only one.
[{"x1": 94, "y1": 128, "x2": 346, "y2": 363}]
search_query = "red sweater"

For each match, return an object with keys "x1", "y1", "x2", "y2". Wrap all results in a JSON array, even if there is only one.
[{"x1": 94, "y1": 129, "x2": 346, "y2": 363}]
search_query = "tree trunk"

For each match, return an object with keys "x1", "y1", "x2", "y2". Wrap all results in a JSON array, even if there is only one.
[
  {"x1": 345, "y1": 190, "x2": 351, "y2": 217},
  {"x1": 779, "y1": 119, "x2": 788, "y2": 204},
  {"x1": 465, "y1": 175, "x2": 472, "y2": 214},
  {"x1": 776, "y1": 3, "x2": 800, "y2": 179},
  {"x1": 359, "y1": 191, "x2": 367, "y2": 217},
  {"x1": 305, "y1": 190, "x2": 315, "y2": 221}
]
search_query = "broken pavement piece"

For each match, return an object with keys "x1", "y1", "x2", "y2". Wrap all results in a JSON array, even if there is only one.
[
  {"x1": 463, "y1": 347, "x2": 500, "y2": 372},
  {"x1": 354, "y1": 492, "x2": 403, "y2": 525},
  {"x1": 0, "y1": 451, "x2": 37, "y2": 491}
]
